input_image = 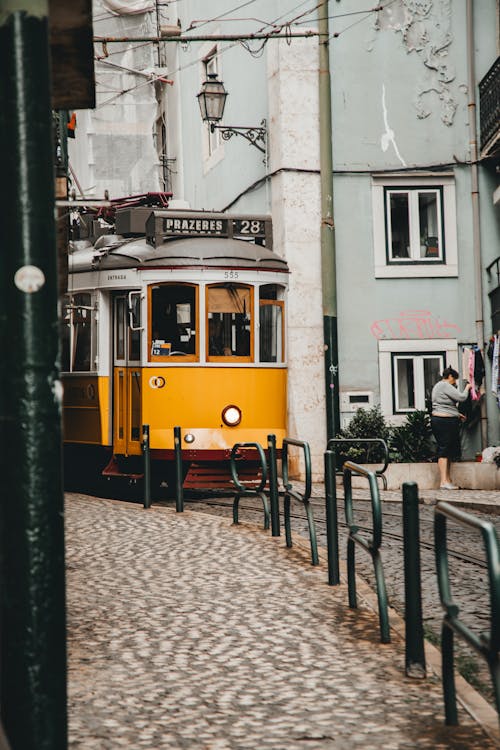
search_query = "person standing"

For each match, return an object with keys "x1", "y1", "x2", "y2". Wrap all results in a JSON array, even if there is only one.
[{"x1": 431, "y1": 367, "x2": 472, "y2": 489}]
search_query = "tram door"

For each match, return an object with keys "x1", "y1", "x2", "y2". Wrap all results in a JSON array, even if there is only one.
[{"x1": 113, "y1": 292, "x2": 142, "y2": 456}]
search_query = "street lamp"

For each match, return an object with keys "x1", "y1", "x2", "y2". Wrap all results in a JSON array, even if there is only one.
[{"x1": 197, "y1": 74, "x2": 267, "y2": 154}]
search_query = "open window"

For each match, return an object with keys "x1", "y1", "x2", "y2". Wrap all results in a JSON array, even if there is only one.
[
  {"x1": 392, "y1": 352, "x2": 444, "y2": 413},
  {"x1": 378, "y1": 338, "x2": 458, "y2": 422},
  {"x1": 149, "y1": 283, "x2": 198, "y2": 362},
  {"x1": 259, "y1": 284, "x2": 285, "y2": 363},
  {"x1": 207, "y1": 283, "x2": 252, "y2": 361}
]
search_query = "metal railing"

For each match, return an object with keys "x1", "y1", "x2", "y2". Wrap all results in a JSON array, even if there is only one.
[
  {"x1": 402, "y1": 483, "x2": 426, "y2": 678},
  {"x1": 282, "y1": 438, "x2": 319, "y2": 566},
  {"x1": 434, "y1": 501, "x2": 500, "y2": 725},
  {"x1": 230, "y1": 442, "x2": 270, "y2": 530},
  {"x1": 324, "y1": 449, "x2": 340, "y2": 585},
  {"x1": 174, "y1": 425, "x2": 184, "y2": 512},
  {"x1": 327, "y1": 438, "x2": 390, "y2": 490},
  {"x1": 142, "y1": 423, "x2": 152, "y2": 509},
  {"x1": 343, "y1": 461, "x2": 390, "y2": 643},
  {"x1": 479, "y1": 55, "x2": 500, "y2": 156}
]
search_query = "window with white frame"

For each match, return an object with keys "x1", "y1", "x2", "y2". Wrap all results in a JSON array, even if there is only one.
[
  {"x1": 372, "y1": 175, "x2": 458, "y2": 278},
  {"x1": 378, "y1": 339, "x2": 458, "y2": 420},
  {"x1": 392, "y1": 352, "x2": 444, "y2": 413},
  {"x1": 386, "y1": 187, "x2": 443, "y2": 262}
]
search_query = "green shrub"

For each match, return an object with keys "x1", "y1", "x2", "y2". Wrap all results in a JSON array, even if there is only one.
[
  {"x1": 389, "y1": 410, "x2": 435, "y2": 463},
  {"x1": 335, "y1": 405, "x2": 391, "y2": 465},
  {"x1": 334, "y1": 406, "x2": 435, "y2": 464}
]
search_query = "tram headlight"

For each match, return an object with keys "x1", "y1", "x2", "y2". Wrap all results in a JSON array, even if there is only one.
[{"x1": 221, "y1": 405, "x2": 242, "y2": 427}]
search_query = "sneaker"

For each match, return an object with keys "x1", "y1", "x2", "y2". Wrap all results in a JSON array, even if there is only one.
[{"x1": 440, "y1": 483, "x2": 459, "y2": 490}]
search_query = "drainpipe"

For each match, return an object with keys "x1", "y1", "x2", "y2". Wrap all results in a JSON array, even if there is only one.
[
  {"x1": 318, "y1": 0, "x2": 340, "y2": 440},
  {"x1": 0, "y1": 2, "x2": 68, "y2": 748},
  {"x1": 466, "y1": 0, "x2": 487, "y2": 449}
]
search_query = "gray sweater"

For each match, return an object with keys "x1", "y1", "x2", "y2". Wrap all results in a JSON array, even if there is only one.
[{"x1": 431, "y1": 380, "x2": 469, "y2": 417}]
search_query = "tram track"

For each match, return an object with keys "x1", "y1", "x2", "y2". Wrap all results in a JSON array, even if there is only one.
[{"x1": 190, "y1": 497, "x2": 490, "y2": 569}]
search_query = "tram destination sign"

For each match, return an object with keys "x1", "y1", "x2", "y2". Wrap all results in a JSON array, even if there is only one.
[{"x1": 146, "y1": 211, "x2": 272, "y2": 248}]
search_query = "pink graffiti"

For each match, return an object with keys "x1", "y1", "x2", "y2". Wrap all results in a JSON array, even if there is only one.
[{"x1": 370, "y1": 310, "x2": 461, "y2": 340}]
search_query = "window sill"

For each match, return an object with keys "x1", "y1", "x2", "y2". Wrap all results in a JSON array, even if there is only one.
[{"x1": 374, "y1": 264, "x2": 458, "y2": 279}]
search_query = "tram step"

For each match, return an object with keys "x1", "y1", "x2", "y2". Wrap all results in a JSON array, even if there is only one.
[
  {"x1": 101, "y1": 455, "x2": 144, "y2": 481},
  {"x1": 183, "y1": 462, "x2": 263, "y2": 490}
]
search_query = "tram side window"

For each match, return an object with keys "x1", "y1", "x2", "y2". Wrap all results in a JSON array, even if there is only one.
[
  {"x1": 150, "y1": 284, "x2": 197, "y2": 359},
  {"x1": 61, "y1": 293, "x2": 97, "y2": 372},
  {"x1": 259, "y1": 284, "x2": 285, "y2": 363},
  {"x1": 207, "y1": 284, "x2": 252, "y2": 359}
]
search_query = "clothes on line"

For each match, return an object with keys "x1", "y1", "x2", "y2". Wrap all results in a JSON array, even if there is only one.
[{"x1": 461, "y1": 345, "x2": 485, "y2": 401}]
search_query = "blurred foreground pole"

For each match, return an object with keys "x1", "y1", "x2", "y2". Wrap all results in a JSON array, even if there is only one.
[
  {"x1": 0, "y1": 2, "x2": 68, "y2": 749},
  {"x1": 318, "y1": 0, "x2": 340, "y2": 440}
]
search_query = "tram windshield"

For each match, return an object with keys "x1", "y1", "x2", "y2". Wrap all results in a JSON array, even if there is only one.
[
  {"x1": 207, "y1": 284, "x2": 252, "y2": 359},
  {"x1": 150, "y1": 283, "x2": 197, "y2": 360}
]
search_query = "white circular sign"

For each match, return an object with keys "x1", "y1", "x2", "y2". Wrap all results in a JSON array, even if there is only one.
[
  {"x1": 149, "y1": 375, "x2": 166, "y2": 389},
  {"x1": 14, "y1": 265, "x2": 45, "y2": 293}
]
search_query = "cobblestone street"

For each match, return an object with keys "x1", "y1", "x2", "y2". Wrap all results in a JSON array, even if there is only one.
[
  {"x1": 184, "y1": 484, "x2": 500, "y2": 711},
  {"x1": 66, "y1": 492, "x2": 499, "y2": 749}
]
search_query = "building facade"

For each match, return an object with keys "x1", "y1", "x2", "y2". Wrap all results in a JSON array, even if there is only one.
[{"x1": 69, "y1": 0, "x2": 500, "y2": 477}]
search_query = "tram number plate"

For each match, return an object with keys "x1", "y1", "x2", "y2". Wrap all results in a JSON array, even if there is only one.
[{"x1": 232, "y1": 219, "x2": 266, "y2": 238}]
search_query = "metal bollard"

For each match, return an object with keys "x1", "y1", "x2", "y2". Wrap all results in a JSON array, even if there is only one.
[
  {"x1": 174, "y1": 426, "x2": 184, "y2": 512},
  {"x1": 402, "y1": 482, "x2": 426, "y2": 678},
  {"x1": 142, "y1": 424, "x2": 151, "y2": 509},
  {"x1": 267, "y1": 434, "x2": 280, "y2": 536},
  {"x1": 324, "y1": 450, "x2": 340, "y2": 585}
]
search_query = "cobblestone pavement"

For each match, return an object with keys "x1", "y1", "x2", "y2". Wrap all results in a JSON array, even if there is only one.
[
  {"x1": 66, "y1": 493, "x2": 499, "y2": 749},
  {"x1": 184, "y1": 485, "x2": 500, "y2": 711}
]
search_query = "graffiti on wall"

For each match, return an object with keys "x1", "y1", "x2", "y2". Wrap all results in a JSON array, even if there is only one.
[{"x1": 370, "y1": 310, "x2": 461, "y2": 339}]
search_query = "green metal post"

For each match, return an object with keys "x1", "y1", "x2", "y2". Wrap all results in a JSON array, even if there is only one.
[
  {"x1": 324, "y1": 450, "x2": 340, "y2": 585},
  {"x1": 318, "y1": 0, "x2": 340, "y2": 440},
  {"x1": 344, "y1": 470, "x2": 357, "y2": 608},
  {"x1": 142, "y1": 424, "x2": 151, "y2": 509},
  {"x1": 402, "y1": 482, "x2": 426, "y2": 678},
  {"x1": 267, "y1": 434, "x2": 280, "y2": 537},
  {"x1": 0, "y1": 3, "x2": 68, "y2": 749},
  {"x1": 173, "y1": 426, "x2": 184, "y2": 512}
]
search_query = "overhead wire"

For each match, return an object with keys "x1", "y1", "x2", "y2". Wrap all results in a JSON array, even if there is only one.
[
  {"x1": 185, "y1": 0, "x2": 262, "y2": 33},
  {"x1": 90, "y1": 1, "x2": 394, "y2": 110}
]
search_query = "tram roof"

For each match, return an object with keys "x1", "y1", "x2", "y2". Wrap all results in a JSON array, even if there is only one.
[{"x1": 69, "y1": 236, "x2": 289, "y2": 273}]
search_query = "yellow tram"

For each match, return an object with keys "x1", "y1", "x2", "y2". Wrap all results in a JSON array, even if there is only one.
[{"x1": 62, "y1": 207, "x2": 288, "y2": 491}]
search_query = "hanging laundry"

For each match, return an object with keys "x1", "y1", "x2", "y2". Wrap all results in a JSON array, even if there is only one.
[
  {"x1": 473, "y1": 345, "x2": 485, "y2": 387},
  {"x1": 461, "y1": 345, "x2": 484, "y2": 402},
  {"x1": 492, "y1": 335, "x2": 500, "y2": 408}
]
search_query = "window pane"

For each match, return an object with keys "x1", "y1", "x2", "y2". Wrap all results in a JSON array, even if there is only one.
[
  {"x1": 260, "y1": 304, "x2": 282, "y2": 363},
  {"x1": 129, "y1": 294, "x2": 141, "y2": 361},
  {"x1": 396, "y1": 358, "x2": 415, "y2": 409},
  {"x1": 61, "y1": 296, "x2": 71, "y2": 371},
  {"x1": 73, "y1": 293, "x2": 93, "y2": 371},
  {"x1": 423, "y1": 356, "x2": 443, "y2": 409},
  {"x1": 418, "y1": 192, "x2": 440, "y2": 259},
  {"x1": 389, "y1": 192, "x2": 410, "y2": 259},
  {"x1": 208, "y1": 284, "x2": 251, "y2": 357},
  {"x1": 116, "y1": 297, "x2": 126, "y2": 361},
  {"x1": 130, "y1": 371, "x2": 141, "y2": 441},
  {"x1": 151, "y1": 285, "x2": 196, "y2": 357}
]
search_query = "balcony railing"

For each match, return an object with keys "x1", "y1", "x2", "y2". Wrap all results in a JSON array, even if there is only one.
[
  {"x1": 487, "y1": 256, "x2": 500, "y2": 332},
  {"x1": 479, "y1": 56, "x2": 500, "y2": 159}
]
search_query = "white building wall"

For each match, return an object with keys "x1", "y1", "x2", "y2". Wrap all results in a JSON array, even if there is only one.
[
  {"x1": 267, "y1": 37, "x2": 326, "y2": 477},
  {"x1": 68, "y1": 0, "x2": 163, "y2": 200}
]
